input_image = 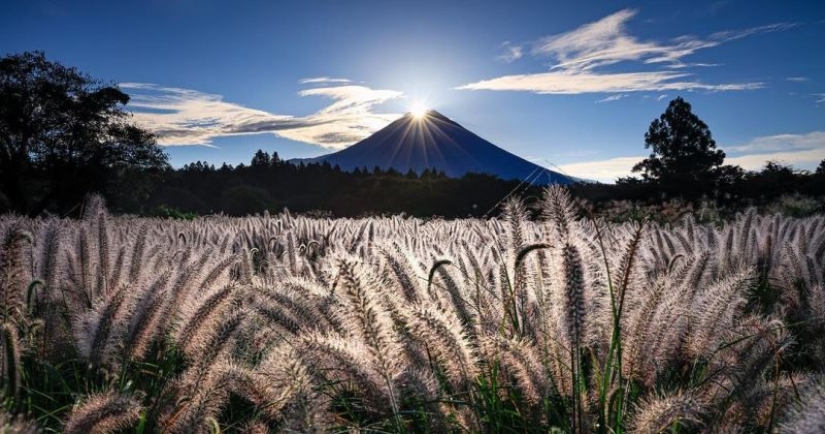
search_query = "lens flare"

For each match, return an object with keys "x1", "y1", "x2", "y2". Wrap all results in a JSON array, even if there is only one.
[{"x1": 410, "y1": 102, "x2": 428, "y2": 119}]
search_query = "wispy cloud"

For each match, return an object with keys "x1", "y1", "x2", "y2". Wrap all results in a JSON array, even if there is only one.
[
  {"x1": 299, "y1": 77, "x2": 353, "y2": 84},
  {"x1": 815, "y1": 93, "x2": 825, "y2": 104},
  {"x1": 786, "y1": 76, "x2": 809, "y2": 82},
  {"x1": 497, "y1": 41, "x2": 524, "y2": 63},
  {"x1": 664, "y1": 62, "x2": 721, "y2": 69},
  {"x1": 459, "y1": 70, "x2": 761, "y2": 94},
  {"x1": 657, "y1": 93, "x2": 669, "y2": 101},
  {"x1": 559, "y1": 130, "x2": 825, "y2": 182},
  {"x1": 596, "y1": 93, "x2": 629, "y2": 103},
  {"x1": 558, "y1": 156, "x2": 643, "y2": 183},
  {"x1": 707, "y1": 22, "x2": 796, "y2": 43},
  {"x1": 729, "y1": 131, "x2": 825, "y2": 153},
  {"x1": 122, "y1": 81, "x2": 403, "y2": 149},
  {"x1": 726, "y1": 148, "x2": 825, "y2": 171},
  {"x1": 458, "y1": 9, "x2": 793, "y2": 94}
]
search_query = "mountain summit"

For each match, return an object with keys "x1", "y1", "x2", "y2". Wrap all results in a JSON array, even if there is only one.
[{"x1": 295, "y1": 110, "x2": 574, "y2": 184}]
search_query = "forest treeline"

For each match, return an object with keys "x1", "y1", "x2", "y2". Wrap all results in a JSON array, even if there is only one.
[
  {"x1": 109, "y1": 149, "x2": 825, "y2": 218},
  {"x1": 2, "y1": 146, "x2": 825, "y2": 218},
  {"x1": 138, "y1": 151, "x2": 538, "y2": 218}
]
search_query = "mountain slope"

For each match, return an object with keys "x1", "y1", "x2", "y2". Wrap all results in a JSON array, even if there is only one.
[{"x1": 293, "y1": 110, "x2": 575, "y2": 184}]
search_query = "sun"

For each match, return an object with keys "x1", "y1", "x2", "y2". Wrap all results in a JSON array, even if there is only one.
[{"x1": 410, "y1": 102, "x2": 428, "y2": 119}]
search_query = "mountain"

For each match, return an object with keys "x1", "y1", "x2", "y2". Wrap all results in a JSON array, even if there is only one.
[{"x1": 292, "y1": 110, "x2": 575, "y2": 185}]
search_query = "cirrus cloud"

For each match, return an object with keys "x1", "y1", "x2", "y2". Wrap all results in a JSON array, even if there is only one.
[
  {"x1": 496, "y1": 41, "x2": 524, "y2": 63},
  {"x1": 299, "y1": 77, "x2": 353, "y2": 84},
  {"x1": 458, "y1": 9, "x2": 794, "y2": 95},
  {"x1": 729, "y1": 131, "x2": 825, "y2": 153},
  {"x1": 122, "y1": 81, "x2": 403, "y2": 149},
  {"x1": 596, "y1": 93, "x2": 629, "y2": 103},
  {"x1": 460, "y1": 69, "x2": 761, "y2": 94}
]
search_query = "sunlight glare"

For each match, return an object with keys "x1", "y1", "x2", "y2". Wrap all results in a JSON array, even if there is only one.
[{"x1": 410, "y1": 102, "x2": 428, "y2": 119}]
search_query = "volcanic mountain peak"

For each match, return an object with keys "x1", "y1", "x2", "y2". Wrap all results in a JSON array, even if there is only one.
[
  {"x1": 293, "y1": 110, "x2": 575, "y2": 185},
  {"x1": 401, "y1": 109, "x2": 461, "y2": 126}
]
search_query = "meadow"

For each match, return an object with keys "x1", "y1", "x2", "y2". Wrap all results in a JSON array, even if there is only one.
[{"x1": 1, "y1": 187, "x2": 824, "y2": 433}]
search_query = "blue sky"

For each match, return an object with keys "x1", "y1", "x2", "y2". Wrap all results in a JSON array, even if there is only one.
[{"x1": 2, "y1": 0, "x2": 824, "y2": 182}]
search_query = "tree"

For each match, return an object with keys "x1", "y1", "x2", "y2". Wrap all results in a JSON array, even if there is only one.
[
  {"x1": 714, "y1": 164, "x2": 745, "y2": 191},
  {"x1": 632, "y1": 97, "x2": 727, "y2": 195},
  {"x1": 816, "y1": 159, "x2": 825, "y2": 175},
  {"x1": 250, "y1": 150, "x2": 271, "y2": 168},
  {"x1": 0, "y1": 51, "x2": 168, "y2": 215}
]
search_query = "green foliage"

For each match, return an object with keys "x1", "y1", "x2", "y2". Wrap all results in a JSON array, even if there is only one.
[
  {"x1": 147, "y1": 204, "x2": 199, "y2": 220},
  {"x1": 764, "y1": 194, "x2": 823, "y2": 218}
]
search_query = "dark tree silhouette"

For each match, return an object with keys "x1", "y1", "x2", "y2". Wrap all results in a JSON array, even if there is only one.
[
  {"x1": 141, "y1": 148, "x2": 539, "y2": 217},
  {"x1": 632, "y1": 97, "x2": 727, "y2": 195},
  {"x1": 0, "y1": 51, "x2": 168, "y2": 215},
  {"x1": 816, "y1": 159, "x2": 825, "y2": 175},
  {"x1": 250, "y1": 150, "x2": 272, "y2": 168}
]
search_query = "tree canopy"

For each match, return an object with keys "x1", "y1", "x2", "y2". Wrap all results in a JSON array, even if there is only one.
[
  {"x1": 0, "y1": 51, "x2": 168, "y2": 215},
  {"x1": 631, "y1": 97, "x2": 729, "y2": 195}
]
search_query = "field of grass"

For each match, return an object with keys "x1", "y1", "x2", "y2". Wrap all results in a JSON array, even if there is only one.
[{"x1": 1, "y1": 187, "x2": 824, "y2": 433}]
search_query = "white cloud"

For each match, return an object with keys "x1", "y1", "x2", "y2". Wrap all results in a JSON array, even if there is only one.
[
  {"x1": 458, "y1": 70, "x2": 761, "y2": 94},
  {"x1": 532, "y1": 9, "x2": 662, "y2": 71},
  {"x1": 726, "y1": 148, "x2": 825, "y2": 171},
  {"x1": 298, "y1": 85, "x2": 402, "y2": 115},
  {"x1": 122, "y1": 82, "x2": 403, "y2": 149},
  {"x1": 299, "y1": 77, "x2": 353, "y2": 84},
  {"x1": 558, "y1": 156, "x2": 643, "y2": 183},
  {"x1": 815, "y1": 93, "x2": 825, "y2": 104},
  {"x1": 497, "y1": 41, "x2": 523, "y2": 63},
  {"x1": 558, "y1": 131, "x2": 825, "y2": 183},
  {"x1": 596, "y1": 93, "x2": 629, "y2": 103},
  {"x1": 707, "y1": 22, "x2": 796, "y2": 42},
  {"x1": 725, "y1": 130, "x2": 825, "y2": 171},
  {"x1": 728, "y1": 131, "x2": 825, "y2": 152},
  {"x1": 657, "y1": 93, "x2": 669, "y2": 101},
  {"x1": 665, "y1": 62, "x2": 721, "y2": 69},
  {"x1": 786, "y1": 76, "x2": 809, "y2": 82},
  {"x1": 458, "y1": 9, "x2": 791, "y2": 94}
]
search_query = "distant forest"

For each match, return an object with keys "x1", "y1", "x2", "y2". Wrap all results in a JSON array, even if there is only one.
[
  {"x1": 1, "y1": 142, "x2": 824, "y2": 219},
  {"x1": 97, "y1": 149, "x2": 823, "y2": 219},
  {"x1": 116, "y1": 150, "x2": 545, "y2": 218}
]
